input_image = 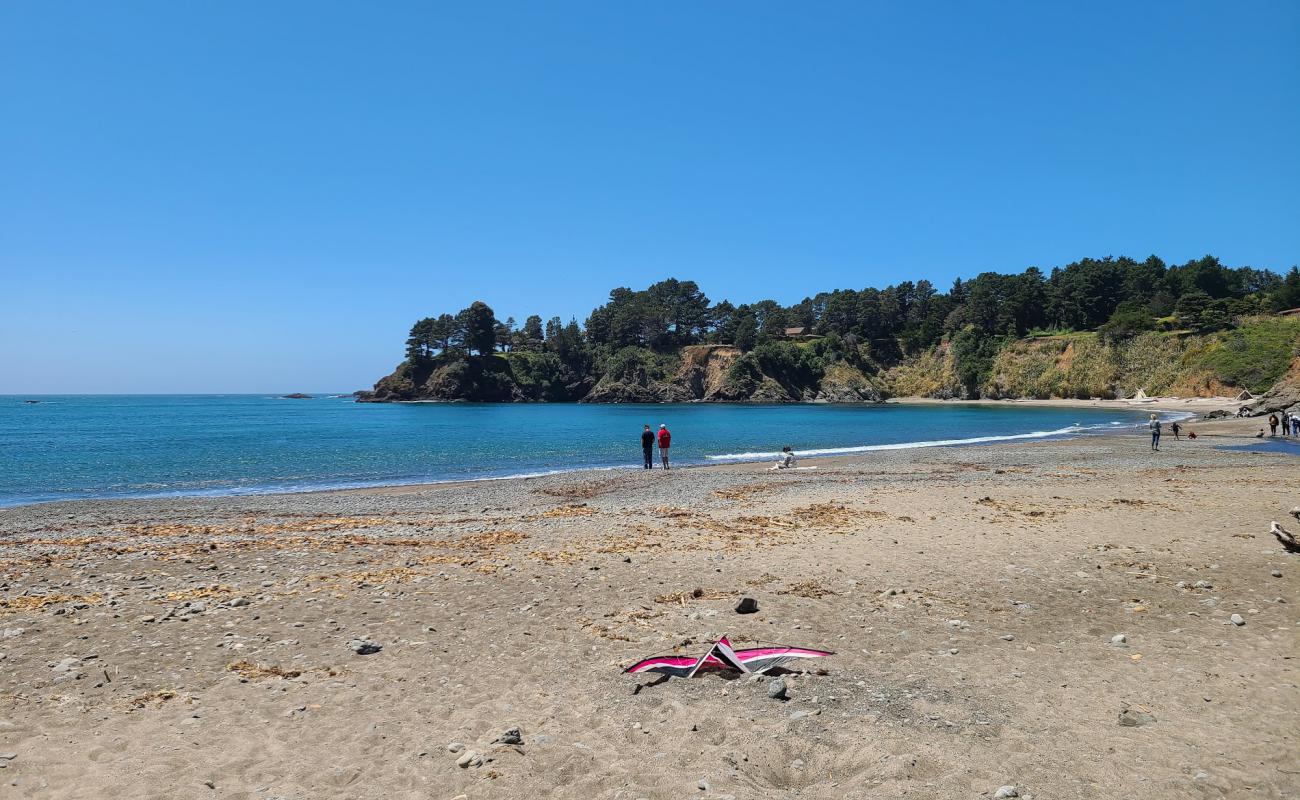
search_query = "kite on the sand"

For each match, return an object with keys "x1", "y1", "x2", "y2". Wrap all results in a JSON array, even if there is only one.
[{"x1": 625, "y1": 636, "x2": 833, "y2": 678}]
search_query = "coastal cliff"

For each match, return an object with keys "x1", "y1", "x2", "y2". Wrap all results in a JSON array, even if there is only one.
[
  {"x1": 363, "y1": 261, "x2": 1300, "y2": 406},
  {"x1": 364, "y1": 344, "x2": 886, "y2": 404},
  {"x1": 366, "y1": 318, "x2": 1300, "y2": 405}
]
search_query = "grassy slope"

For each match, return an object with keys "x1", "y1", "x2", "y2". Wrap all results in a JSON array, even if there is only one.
[{"x1": 884, "y1": 316, "x2": 1300, "y2": 399}]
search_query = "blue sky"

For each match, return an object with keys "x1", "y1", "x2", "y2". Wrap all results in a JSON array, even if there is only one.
[{"x1": 2, "y1": 1, "x2": 1297, "y2": 393}]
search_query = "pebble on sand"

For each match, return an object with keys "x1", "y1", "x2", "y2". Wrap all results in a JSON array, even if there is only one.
[
  {"x1": 735, "y1": 597, "x2": 759, "y2": 614},
  {"x1": 1229, "y1": 614, "x2": 1245, "y2": 626},
  {"x1": 495, "y1": 727, "x2": 523, "y2": 745},
  {"x1": 348, "y1": 639, "x2": 382, "y2": 655},
  {"x1": 1111, "y1": 634, "x2": 1127, "y2": 646},
  {"x1": 767, "y1": 679, "x2": 788, "y2": 700},
  {"x1": 993, "y1": 787, "x2": 1019, "y2": 798},
  {"x1": 1118, "y1": 706, "x2": 1156, "y2": 727}
]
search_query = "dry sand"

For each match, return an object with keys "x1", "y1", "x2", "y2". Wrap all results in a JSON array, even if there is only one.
[{"x1": 1, "y1": 418, "x2": 1297, "y2": 799}]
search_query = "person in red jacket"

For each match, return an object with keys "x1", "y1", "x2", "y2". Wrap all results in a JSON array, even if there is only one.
[{"x1": 657, "y1": 424, "x2": 672, "y2": 470}]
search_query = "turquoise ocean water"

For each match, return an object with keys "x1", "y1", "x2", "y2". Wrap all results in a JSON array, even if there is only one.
[{"x1": 0, "y1": 395, "x2": 1160, "y2": 507}]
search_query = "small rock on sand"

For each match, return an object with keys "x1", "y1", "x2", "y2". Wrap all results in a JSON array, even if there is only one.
[
  {"x1": 767, "y1": 679, "x2": 788, "y2": 700},
  {"x1": 735, "y1": 597, "x2": 759, "y2": 614},
  {"x1": 495, "y1": 727, "x2": 523, "y2": 745},
  {"x1": 1118, "y1": 707, "x2": 1156, "y2": 727},
  {"x1": 993, "y1": 787, "x2": 1019, "y2": 798},
  {"x1": 1229, "y1": 614, "x2": 1245, "y2": 626},
  {"x1": 348, "y1": 639, "x2": 382, "y2": 655},
  {"x1": 1271, "y1": 570, "x2": 1282, "y2": 578},
  {"x1": 456, "y1": 750, "x2": 483, "y2": 768},
  {"x1": 1111, "y1": 634, "x2": 1127, "y2": 645},
  {"x1": 447, "y1": 742, "x2": 465, "y2": 753}
]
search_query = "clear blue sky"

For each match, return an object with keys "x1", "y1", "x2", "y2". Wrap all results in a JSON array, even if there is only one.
[{"x1": 2, "y1": 2, "x2": 1297, "y2": 393}]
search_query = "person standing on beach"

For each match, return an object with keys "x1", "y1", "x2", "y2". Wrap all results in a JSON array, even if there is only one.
[
  {"x1": 640, "y1": 424, "x2": 655, "y2": 469},
  {"x1": 1269, "y1": 414, "x2": 1279, "y2": 436},
  {"x1": 657, "y1": 424, "x2": 672, "y2": 470},
  {"x1": 1149, "y1": 414, "x2": 1161, "y2": 452},
  {"x1": 1170, "y1": 421, "x2": 1181, "y2": 440}
]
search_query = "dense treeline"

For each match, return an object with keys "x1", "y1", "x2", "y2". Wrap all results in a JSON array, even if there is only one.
[{"x1": 381, "y1": 254, "x2": 1300, "y2": 401}]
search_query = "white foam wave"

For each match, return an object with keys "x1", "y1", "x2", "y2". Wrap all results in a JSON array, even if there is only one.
[{"x1": 706, "y1": 424, "x2": 1096, "y2": 462}]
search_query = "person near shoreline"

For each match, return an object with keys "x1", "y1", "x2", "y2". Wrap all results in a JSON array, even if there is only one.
[
  {"x1": 1149, "y1": 414, "x2": 1161, "y2": 452},
  {"x1": 1269, "y1": 414, "x2": 1279, "y2": 436},
  {"x1": 1282, "y1": 414, "x2": 1291, "y2": 436},
  {"x1": 1170, "y1": 421, "x2": 1181, "y2": 440},
  {"x1": 1291, "y1": 413, "x2": 1300, "y2": 435},
  {"x1": 772, "y1": 446, "x2": 796, "y2": 470},
  {"x1": 640, "y1": 424, "x2": 655, "y2": 469},
  {"x1": 657, "y1": 424, "x2": 671, "y2": 470}
]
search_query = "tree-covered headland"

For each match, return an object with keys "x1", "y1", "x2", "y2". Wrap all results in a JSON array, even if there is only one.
[{"x1": 364, "y1": 255, "x2": 1300, "y2": 403}]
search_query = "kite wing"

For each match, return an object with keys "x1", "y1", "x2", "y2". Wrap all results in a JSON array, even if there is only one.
[
  {"x1": 624, "y1": 654, "x2": 704, "y2": 678},
  {"x1": 733, "y1": 644, "x2": 834, "y2": 674}
]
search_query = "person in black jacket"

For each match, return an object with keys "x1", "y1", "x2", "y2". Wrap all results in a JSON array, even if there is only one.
[{"x1": 641, "y1": 425, "x2": 655, "y2": 469}]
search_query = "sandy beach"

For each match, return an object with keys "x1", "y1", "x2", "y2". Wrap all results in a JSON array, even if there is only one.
[{"x1": 1, "y1": 416, "x2": 1297, "y2": 799}]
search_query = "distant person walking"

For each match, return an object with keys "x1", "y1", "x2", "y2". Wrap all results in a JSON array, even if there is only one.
[
  {"x1": 1149, "y1": 414, "x2": 1161, "y2": 452},
  {"x1": 657, "y1": 424, "x2": 672, "y2": 470},
  {"x1": 1170, "y1": 421, "x2": 1181, "y2": 440},
  {"x1": 640, "y1": 424, "x2": 655, "y2": 469},
  {"x1": 1269, "y1": 414, "x2": 1279, "y2": 436}
]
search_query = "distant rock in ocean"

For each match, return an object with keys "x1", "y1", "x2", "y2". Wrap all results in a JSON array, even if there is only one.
[{"x1": 281, "y1": 393, "x2": 313, "y2": 399}]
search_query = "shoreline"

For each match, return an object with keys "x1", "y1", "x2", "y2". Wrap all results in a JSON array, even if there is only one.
[{"x1": 1, "y1": 404, "x2": 1269, "y2": 513}]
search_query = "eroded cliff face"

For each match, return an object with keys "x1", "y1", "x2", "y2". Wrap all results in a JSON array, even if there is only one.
[
  {"x1": 365, "y1": 344, "x2": 886, "y2": 404},
  {"x1": 1249, "y1": 355, "x2": 1300, "y2": 415}
]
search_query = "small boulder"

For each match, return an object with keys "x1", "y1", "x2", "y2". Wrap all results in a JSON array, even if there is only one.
[
  {"x1": 348, "y1": 639, "x2": 382, "y2": 655},
  {"x1": 735, "y1": 597, "x2": 759, "y2": 614}
]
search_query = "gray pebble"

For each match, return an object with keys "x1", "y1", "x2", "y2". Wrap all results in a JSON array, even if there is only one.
[
  {"x1": 1229, "y1": 614, "x2": 1245, "y2": 626},
  {"x1": 767, "y1": 679, "x2": 788, "y2": 700},
  {"x1": 1118, "y1": 707, "x2": 1156, "y2": 727},
  {"x1": 994, "y1": 787, "x2": 1019, "y2": 799},
  {"x1": 447, "y1": 742, "x2": 464, "y2": 753},
  {"x1": 1271, "y1": 570, "x2": 1282, "y2": 578},
  {"x1": 495, "y1": 727, "x2": 523, "y2": 745},
  {"x1": 1000, "y1": 634, "x2": 1015, "y2": 641},
  {"x1": 1111, "y1": 634, "x2": 1127, "y2": 645}
]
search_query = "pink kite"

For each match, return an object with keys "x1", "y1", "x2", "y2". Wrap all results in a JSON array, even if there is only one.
[{"x1": 625, "y1": 635, "x2": 833, "y2": 678}]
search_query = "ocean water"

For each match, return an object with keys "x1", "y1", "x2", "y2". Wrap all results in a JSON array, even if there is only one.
[{"x1": 0, "y1": 395, "x2": 1158, "y2": 507}]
